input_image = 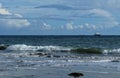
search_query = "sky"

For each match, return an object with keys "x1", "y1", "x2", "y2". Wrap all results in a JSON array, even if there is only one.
[{"x1": 0, "y1": 0, "x2": 120, "y2": 35}]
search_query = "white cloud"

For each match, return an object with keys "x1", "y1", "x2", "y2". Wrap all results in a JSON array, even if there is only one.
[
  {"x1": 89, "y1": 9, "x2": 112, "y2": 18},
  {"x1": 85, "y1": 23, "x2": 90, "y2": 28},
  {"x1": 83, "y1": 23, "x2": 95, "y2": 29},
  {"x1": 73, "y1": 25, "x2": 84, "y2": 29},
  {"x1": 0, "y1": 3, "x2": 30, "y2": 28},
  {"x1": 62, "y1": 21, "x2": 119, "y2": 31},
  {"x1": 0, "y1": 9, "x2": 11, "y2": 15},
  {"x1": 14, "y1": 14, "x2": 23, "y2": 18},
  {"x1": 63, "y1": 22, "x2": 84, "y2": 30},
  {"x1": 6, "y1": 19, "x2": 30, "y2": 28},
  {"x1": 88, "y1": 8, "x2": 119, "y2": 28},
  {"x1": 42, "y1": 23, "x2": 52, "y2": 30},
  {"x1": 1, "y1": 0, "x2": 119, "y2": 31},
  {"x1": 66, "y1": 22, "x2": 74, "y2": 30},
  {"x1": 91, "y1": 24, "x2": 97, "y2": 30},
  {"x1": 77, "y1": 25, "x2": 84, "y2": 29},
  {"x1": 0, "y1": 3, "x2": 11, "y2": 15}
]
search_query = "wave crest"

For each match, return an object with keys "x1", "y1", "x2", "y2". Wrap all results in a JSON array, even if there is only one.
[
  {"x1": 6, "y1": 44, "x2": 71, "y2": 52},
  {"x1": 1, "y1": 44, "x2": 120, "y2": 54},
  {"x1": 103, "y1": 48, "x2": 120, "y2": 54}
]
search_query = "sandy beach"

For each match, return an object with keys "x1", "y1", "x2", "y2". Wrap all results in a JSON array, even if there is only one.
[{"x1": 0, "y1": 61, "x2": 120, "y2": 78}]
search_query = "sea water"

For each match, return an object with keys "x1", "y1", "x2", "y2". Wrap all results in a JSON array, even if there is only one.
[{"x1": 0, "y1": 35, "x2": 120, "y2": 78}]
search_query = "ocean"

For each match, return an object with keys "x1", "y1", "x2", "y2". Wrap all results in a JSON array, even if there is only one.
[{"x1": 0, "y1": 35, "x2": 120, "y2": 78}]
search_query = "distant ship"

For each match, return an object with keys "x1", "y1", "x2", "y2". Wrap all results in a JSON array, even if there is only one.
[{"x1": 94, "y1": 32, "x2": 101, "y2": 36}]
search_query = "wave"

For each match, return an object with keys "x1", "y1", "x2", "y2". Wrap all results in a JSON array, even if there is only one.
[
  {"x1": 6, "y1": 44, "x2": 71, "y2": 52},
  {"x1": 1, "y1": 44, "x2": 102, "y2": 54},
  {"x1": 1, "y1": 44, "x2": 120, "y2": 54},
  {"x1": 103, "y1": 49, "x2": 120, "y2": 54}
]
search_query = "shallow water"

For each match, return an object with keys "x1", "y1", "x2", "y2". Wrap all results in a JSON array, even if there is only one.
[{"x1": 0, "y1": 50, "x2": 120, "y2": 78}]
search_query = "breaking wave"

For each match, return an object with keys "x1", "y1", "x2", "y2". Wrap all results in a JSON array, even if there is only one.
[
  {"x1": 6, "y1": 44, "x2": 71, "y2": 52},
  {"x1": 1, "y1": 44, "x2": 120, "y2": 54},
  {"x1": 103, "y1": 48, "x2": 120, "y2": 54}
]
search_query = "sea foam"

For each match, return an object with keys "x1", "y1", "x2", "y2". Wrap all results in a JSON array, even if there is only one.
[
  {"x1": 6, "y1": 44, "x2": 71, "y2": 52},
  {"x1": 4, "y1": 44, "x2": 120, "y2": 54}
]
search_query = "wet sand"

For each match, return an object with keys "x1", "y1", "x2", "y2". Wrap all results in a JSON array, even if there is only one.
[{"x1": 0, "y1": 63, "x2": 120, "y2": 78}]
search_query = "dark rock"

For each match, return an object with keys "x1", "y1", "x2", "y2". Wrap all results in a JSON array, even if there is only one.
[
  {"x1": 111, "y1": 60, "x2": 119, "y2": 62},
  {"x1": 0, "y1": 44, "x2": 8, "y2": 50},
  {"x1": 53, "y1": 55, "x2": 61, "y2": 58},
  {"x1": 37, "y1": 49, "x2": 44, "y2": 52},
  {"x1": 34, "y1": 52, "x2": 48, "y2": 57},
  {"x1": 46, "y1": 55, "x2": 53, "y2": 58},
  {"x1": 35, "y1": 53, "x2": 44, "y2": 56},
  {"x1": 68, "y1": 72, "x2": 84, "y2": 78}
]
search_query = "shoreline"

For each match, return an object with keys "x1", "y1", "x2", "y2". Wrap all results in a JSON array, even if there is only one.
[{"x1": 0, "y1": 64, "x2": 120, "y2": 78}]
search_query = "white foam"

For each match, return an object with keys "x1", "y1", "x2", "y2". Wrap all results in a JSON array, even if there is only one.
[
  {"x1": 6, "y1": 44, "x2": 71, "y2": 51},
  {"x1": 6, "y1": 44, "x2": 120, "y2": 54},
  {"x1": 103, "y1": 48, "x2": 120, "y2": 54},
  {"x1": 82, "y1": 70, "x2": 109, "y2": 74}
]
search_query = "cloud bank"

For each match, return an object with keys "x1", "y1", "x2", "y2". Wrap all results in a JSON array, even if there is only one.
[
  {"x1": 0, "y1": 3, "x2": 30, "y2": 28},
  {"x1": 0, "y1": 0, "x2": 120, "y2": 35}
]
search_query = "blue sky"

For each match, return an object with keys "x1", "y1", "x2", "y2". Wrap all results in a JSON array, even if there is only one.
[{"x1": 0, "y1": 0, "x2": 120, "y2": 35}]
